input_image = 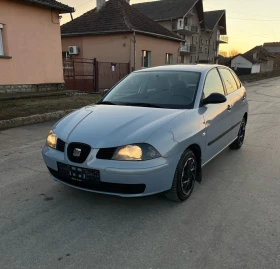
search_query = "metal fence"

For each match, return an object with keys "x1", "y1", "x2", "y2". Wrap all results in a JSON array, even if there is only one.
[{"x1": 63, "y1": 58, "x2": 130, "y2": 92}]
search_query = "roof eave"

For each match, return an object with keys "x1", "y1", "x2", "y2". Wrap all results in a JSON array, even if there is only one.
[
  {"x1": 23, "y1": 0, "x2": 75, "y2": 14},
  {"x1": 61, "y1": 30, "x2": 184, "y2": 42}
]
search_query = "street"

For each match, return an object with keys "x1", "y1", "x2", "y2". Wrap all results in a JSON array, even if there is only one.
[{"x1": 0, "y1": 78, "x2": 279, "y2": 269}]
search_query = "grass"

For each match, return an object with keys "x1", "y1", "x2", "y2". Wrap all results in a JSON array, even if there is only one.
[{"x1": 0, "y1": 94, "x2": 101, "y2": 121}]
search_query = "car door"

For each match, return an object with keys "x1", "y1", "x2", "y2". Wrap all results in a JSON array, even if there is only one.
[
  {"x1": 218, "y1": 68, "x2": 245, "y2": 141},
  {"x1": 200, "y1": 68, "x2": 233, "y2": 165}
]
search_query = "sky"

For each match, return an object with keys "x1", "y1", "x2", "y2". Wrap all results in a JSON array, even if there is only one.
[{"x1": 60, "y1": 0, "x2": 280, "y2": 54}]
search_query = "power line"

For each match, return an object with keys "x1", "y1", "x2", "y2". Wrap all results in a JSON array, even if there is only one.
[{"x1": 75, "y1": 0, "x2": 92, "y2": 9}]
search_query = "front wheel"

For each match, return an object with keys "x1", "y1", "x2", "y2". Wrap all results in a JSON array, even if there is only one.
[
  {"x1": 165, "y1": 149, "x2": 197, "y2": 202},
  {"x1": 229, "y1": 118, "x2": 246, "y2": 150}
]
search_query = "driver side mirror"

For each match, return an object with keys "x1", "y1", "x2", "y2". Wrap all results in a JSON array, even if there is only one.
[
  {"x1": 102, "y1": 89, "x2": 109, "y2": 97},
  {"x1": 200, "y1": 93, "x2": 227, "y2": 106}
]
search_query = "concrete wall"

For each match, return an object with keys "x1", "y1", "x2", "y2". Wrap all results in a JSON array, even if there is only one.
[
  {"x1": 133, "y1": 34, "x2": 180, "y2": 69},
  {"x1": 260, "y1": 58, "x2": 274, "y2": 73},
  {"x1": 231, "y1": 56, "x2": 253, "y2": 69},
  {"x1": 62, "y1": 33, "x2": 181, "y2": 71},
  {"x1": 62, "y1": 34, "x2": 131, "y2": 63},
  {"x1": 252, "y1": 64, "x2": 261, "y2": 74},
  {"x1": 0, "y1": 0, "x2": 64, "y2": 87}
]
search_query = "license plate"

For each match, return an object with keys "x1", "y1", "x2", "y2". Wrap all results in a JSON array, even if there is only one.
[{"x1": 57, "y1": 162, "x2": 100, "y2": 184}]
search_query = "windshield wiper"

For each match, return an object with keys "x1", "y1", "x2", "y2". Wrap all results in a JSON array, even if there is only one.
[
  {"x1": 97, "y1": 101, "x2": 116, "y2": 105},
  {"x1": 123, "y1": 102, "x2": 163, "y2": 108}
]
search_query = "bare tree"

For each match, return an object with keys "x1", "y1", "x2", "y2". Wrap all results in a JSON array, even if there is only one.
[
  {"x1": 228, "y1": 49, "x2": 240, "y2": 57},
  {"x1": 219, "y1": 51, "x2": 228, "y2": 57}
]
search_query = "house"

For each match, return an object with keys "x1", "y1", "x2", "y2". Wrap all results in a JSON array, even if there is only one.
[
  {"x1": 202, "y1": 10, "x2": 228, "y2": 64},
  {"x1": 263, "y1": 42, "x2": 280, "y2": 69},
  {"x1": 0, "y1": 0, "x2": 74, "y2": 94},
  {"x1": 61, "y1": 0, "x2": 184, "y2": 71},
  {"x1": 133, "y1": 0, "x2": 228, "y2": 64},
  {"x1": 231, "y1": 46, "x2": 274, "y2": 75}
]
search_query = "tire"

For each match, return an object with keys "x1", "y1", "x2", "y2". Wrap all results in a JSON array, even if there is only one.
[
  {"x1": 165, "y1": 149, "x2": 197, "y2": 202},
  {"x1": 229, "y1": 118, "x2": 246, "y2": 150}
]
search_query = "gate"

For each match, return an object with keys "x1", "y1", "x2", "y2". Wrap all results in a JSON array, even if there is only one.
[
  {"x1": 63, "y1": 58, "x2": 97, "y2": 92},
  {"x1": 63, "y1": 58, "x2": 130, "y2": 92},
  {"x1": 98, "y1": 62, "x2": 130, "y2": 90}
]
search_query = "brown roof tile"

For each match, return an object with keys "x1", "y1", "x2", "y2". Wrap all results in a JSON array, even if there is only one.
[
  {"x1": 61, "y1": 0, "x2": 184, "y2": 41},
  {"x1": 21, "y1": 0, "x2": 74, "y2": 13}
]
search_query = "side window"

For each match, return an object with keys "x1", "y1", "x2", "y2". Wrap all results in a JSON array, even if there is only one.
[
  {"x1": 230, "y1": 70, "x2": 242, "y2": 88},
  {"x1": 203, "y1": 69, "x2": 225, "y2": 98},
  {"x1": 219, "y1": 68, "x2": 238, "y2": 94},
  {"x1": 0, "y1": 24, "x2": 4, "y2": 56}
]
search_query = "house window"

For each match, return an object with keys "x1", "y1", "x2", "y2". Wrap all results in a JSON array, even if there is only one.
[
  {"x1": 196, "y1": 37, "x2": 198, "y2": 44},
  {"x1": 200, "y1": 46, "x2": 203, "y2": 53},
  {"x1": 213, "y1": 42, "x2": 216, "y2": 50},
  {"x1": 190, "y1": 56, "x2": 193, "y2": 63},
  {"x1": 201, "y1": 38, "x2": 203, "y2": 45},
  {"x1": 62, "y1": 51, "x2": 72, "y2": 58},
  {"x1": 142, "y1": 50, "x2": 151, "y2": 68},
  {"x1": 192, "y1": 36, "x2": 194, "y2": 45},
  {"x1": 166, "y1": 53, "x2": 173, "y2": 65},
  {"x1": 206, "y1": 40, "x2": 209, "y2": 45},
  {"x1": 205, "y1": 47, "x2": 208, "y2": 54},
  {"x1": 0, "y1": 24, "x2": 4, "y2": 56}
]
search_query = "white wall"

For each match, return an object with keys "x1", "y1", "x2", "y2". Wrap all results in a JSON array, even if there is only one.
[
  {"x1": 252, "y1": 64, "x2": 261, "y2": 74},
  {"x1": 231, "y1": 55, "x2": 253, "y2": 69}
]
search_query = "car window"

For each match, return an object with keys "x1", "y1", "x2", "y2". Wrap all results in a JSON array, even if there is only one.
[
  {"x1": 219, "y1": 68, "x2": 238, "y2": 94},
  {"x1": 203, "y1": 68, "x2": 225, "y2": 98},
  {"x1": 101, "y1": 71, "x2": 201, "y2": 109},
  {"x1": 230, "y1": 70, "x2": 242, "y2": 89}
]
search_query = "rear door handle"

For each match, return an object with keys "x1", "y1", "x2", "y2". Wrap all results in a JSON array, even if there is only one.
[{"x1": 227, "y1": 105, "x2": 232, "y2": 111}]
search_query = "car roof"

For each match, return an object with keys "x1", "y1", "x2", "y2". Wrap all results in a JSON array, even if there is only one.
[{"x1": 135, "y1": 64, "x2": 226, "y2": 73}]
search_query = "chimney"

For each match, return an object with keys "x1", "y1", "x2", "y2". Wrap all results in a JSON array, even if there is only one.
[{"x1": 96, "y1": 0, "x2": 105, "y2": 11}]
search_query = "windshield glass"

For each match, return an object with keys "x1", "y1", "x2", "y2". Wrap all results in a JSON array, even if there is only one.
[{"x1": 100, "y1": 71, "x2": 201, "y2": 109}]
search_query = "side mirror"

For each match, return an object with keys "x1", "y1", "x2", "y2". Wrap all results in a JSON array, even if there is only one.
[
  {"x1": 200, "y1": 93, "x2": 227, "y2": 106},
  {"x1": 102, "y1": 89, "x2": 109, "y2": 97}
]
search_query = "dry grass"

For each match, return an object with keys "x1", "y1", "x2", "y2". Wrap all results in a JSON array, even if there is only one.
[{"x1": 0, "y1": 94, "x2": 101, "y2": 121}]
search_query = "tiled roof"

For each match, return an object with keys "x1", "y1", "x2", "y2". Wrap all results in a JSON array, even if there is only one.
[
  {"x1": 22, "y1": 0, "x2": 74, "y2": 13},
  {"x1": 133, "y1": 0, "x2": 202, "y2": 21},
  {"x1": 61, "y1": 0, "x2": 184, "y2": 41},
  {"x1": 204, "y1": 10, "x2": 225, "y2": 30},
  {"x1": 243, "y1": 46, "x2": 274, "y2": 63}
]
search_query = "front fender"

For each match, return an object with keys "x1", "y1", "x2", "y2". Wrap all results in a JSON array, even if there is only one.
[{"x1": 146, "y1": 109, "x2": 206, "y2": 158}]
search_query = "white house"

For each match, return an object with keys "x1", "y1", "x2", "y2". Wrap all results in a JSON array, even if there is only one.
[{"x1": 231, "y1": 46, "x2": 274, "y2": 75}]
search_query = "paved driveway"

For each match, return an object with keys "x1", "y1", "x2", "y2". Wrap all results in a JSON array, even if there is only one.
[{"x1": 1, "y1": 78, "x2": 279, "y2": 269}]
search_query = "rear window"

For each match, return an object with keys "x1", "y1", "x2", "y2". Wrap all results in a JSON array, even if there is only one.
[
  {"x1": 219, "y1": 68, "x2": 238, "y2": 94},
  {"x1": 230, "y1": 70, "x2": 242, "y2": 88}
]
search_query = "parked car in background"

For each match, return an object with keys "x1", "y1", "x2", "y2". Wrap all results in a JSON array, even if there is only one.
[{"x1": 42, "y1": 65, "x2": 248, "y2": 202}]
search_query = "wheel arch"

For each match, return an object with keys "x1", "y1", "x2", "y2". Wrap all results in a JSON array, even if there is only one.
[{"x1": 244, "y1": 112, "x2": 248, "y2": 123}]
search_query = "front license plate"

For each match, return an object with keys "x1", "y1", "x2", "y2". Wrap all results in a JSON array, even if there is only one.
[{"x1": 57, "y1": 162, "x2": 100, "y2": 184}]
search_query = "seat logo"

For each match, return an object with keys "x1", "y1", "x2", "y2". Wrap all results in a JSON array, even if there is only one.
[{"x1": 73, "y1": 148, "x2": 82, "y2": 157}]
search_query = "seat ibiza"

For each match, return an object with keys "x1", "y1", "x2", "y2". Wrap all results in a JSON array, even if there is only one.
[{"x1": 42, "y1": 65, "x2": 248, "y2": 202}]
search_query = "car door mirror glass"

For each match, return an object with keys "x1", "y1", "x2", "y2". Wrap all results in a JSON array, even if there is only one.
[{"x1": 201, "y1": 93, "x2": 227, "y2": 106}]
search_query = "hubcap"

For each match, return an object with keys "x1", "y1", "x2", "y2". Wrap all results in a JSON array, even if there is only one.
[
  {"x1": 238, "y1": 120, "x2": 246, "y2": 146},
  {"x1": 181, "y1": 157, "x2": 196, "y2": 196}
]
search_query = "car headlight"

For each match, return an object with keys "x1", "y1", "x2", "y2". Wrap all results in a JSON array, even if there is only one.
[
  {"x1": 46, "y1": 130, "x2": 58, "y2": 149},
  {"x1": 112, "y1": 144, "x2": 161, "y2": 161}
]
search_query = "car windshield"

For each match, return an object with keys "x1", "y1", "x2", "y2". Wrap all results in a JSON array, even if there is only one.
[{"x1": 100, "y1": 71, "x2": 201, "y2": 109}]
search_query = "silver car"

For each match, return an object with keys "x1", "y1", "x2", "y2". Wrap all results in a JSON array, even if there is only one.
[{"x1": 42, "y1": 65, "x2": 248, "y2": 202}]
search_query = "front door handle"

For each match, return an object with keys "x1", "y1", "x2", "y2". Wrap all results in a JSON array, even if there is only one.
[{"x1": 227, "y1": 105, "x2": 232, "y2": 111}]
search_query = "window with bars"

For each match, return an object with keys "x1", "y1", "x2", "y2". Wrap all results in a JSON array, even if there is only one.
[
  {"x1": 165, "y1": 53, "x2": 173, "y2": 65},
  {"x1": 0, "y1": 24, "x2": 4, "y2": 56},
  {"x1": 142, "y1": 50, "x2": 151, "y2": 68}
]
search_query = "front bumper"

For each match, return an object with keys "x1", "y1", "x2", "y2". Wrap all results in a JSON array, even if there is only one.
[{"x1": 42, "y1": 146, "x2": 180, "y2": 197}]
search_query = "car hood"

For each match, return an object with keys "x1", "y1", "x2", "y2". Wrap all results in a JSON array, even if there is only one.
[{"x1": 54, "y1": 105, "x2": 185, "y2": 148}]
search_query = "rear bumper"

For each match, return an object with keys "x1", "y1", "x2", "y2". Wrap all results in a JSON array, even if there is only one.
[{"x1": 42, "y1": 146, "x2": 180, "y2": 197}]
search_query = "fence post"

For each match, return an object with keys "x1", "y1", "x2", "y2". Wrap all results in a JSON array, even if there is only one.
[{"x1": 94, "y1": 58, "x2": 99, "y2": 92}]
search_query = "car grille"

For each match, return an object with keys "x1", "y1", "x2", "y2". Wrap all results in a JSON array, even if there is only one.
[
  {"x1": 67, "y1": 142, "x2": 91, "y2": 164},
  {"x1": 56, "y1": 138, "x2": 66, "y2": 152},
  {"x1": 48, "y1": 167, "x2": 146, "y2": 195},
  {"x1": 96, "y1": 147, "x2": 117, "y2": 160}
]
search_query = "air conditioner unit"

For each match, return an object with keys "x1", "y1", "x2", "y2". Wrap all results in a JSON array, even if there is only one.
[{"x1": 68, "y1": 46, "x2": 80, "y2": 55}]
